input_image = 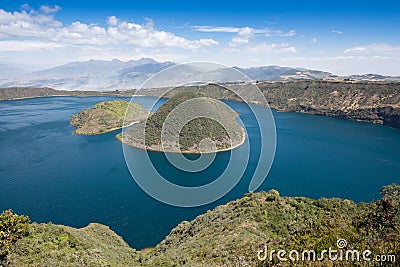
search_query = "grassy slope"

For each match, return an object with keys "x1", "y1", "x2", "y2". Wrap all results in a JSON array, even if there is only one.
[
  {"x1": 4, "y1": 185, "x2": 399, "y2": 266},
  {"x1": 70, "y1": 100, "x2": 148, "y2": 135},
  {"x1": 6, "y1": 223, "x2": 139, "y2": 267},
  {"x1": 142, "y1": 192, "x2": 362, "y2": 266}
]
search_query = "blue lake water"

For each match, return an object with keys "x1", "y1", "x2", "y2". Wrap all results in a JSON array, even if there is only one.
[{"x1": 0, "y1": 96, "x2": 399, "y2": 249}]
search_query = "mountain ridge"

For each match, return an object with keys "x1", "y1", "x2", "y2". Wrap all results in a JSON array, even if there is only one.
[{"x1": 1, "y1": 58, "x2": 399, "y2": 90}]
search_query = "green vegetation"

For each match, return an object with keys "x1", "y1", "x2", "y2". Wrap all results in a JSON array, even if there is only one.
[
  {"x1": 92, "y1": 100, "x2": 140, "y2": 120},
  {"x1": 138, "y1": 81, "x2": 400, "y2": 130},
  {"x1": 3, "y1": 81, "x2": 400, "y2": 129},
  {"x1": 70, "y1": 100, "x2": 149, "y2": 135},
  {"x1": 144, "y1": 81, "x2": 400, "y2": 130},
  {"x1": 257, "y1": 81, "x2": 400, "y2": 129},
  {"x1": 120, "y1": 91, "x2": 245, "y2": 153},
  {"x1": 2, "y1": 184, "x2": 399, "y2": 266},
  {"x1": 5, "y1": 223, "x2": 139, "y2": 266},
  {"x1": 0, "y1": 210, "x2": 29, "y2": 263},
  {"x1": 0, "y1": 87, "x2": 136, "y2": 101},
  {"x1": 143, "y1": 184, "x2": 400, "y2": 266}
]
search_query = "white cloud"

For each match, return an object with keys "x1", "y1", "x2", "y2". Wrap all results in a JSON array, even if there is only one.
[
  {"x1": 0, "y1": 40, "x2": 64, "y2": 51},
  {"x1": 193, "y1": 25, "x2": 295, "y2": 48},
  {"x1": 0, "y1": 8, "x2": 62, "y2": 39},
  {"x1": 230, "y1": 36, "x2": 249, "y2": 46},
  {"x1": 247, "y1": 43, "x2": 297, "y2": 53},
  {"x1": 264, "y1": 29, "x2": 296, "y2": 37},
  {"x1": 332, "y1": 30, "x2": 343, "y2": 35},
  {"x1": 107, "y1": 16, "x2": 119, "y2": 27},
  {"x1": 192, "y1": 26, "x2": 240, "y2": 33},
  {"x1": 40, "y1": 5, "x2": 61, "y2": 14},
  {"x1": 193, "y1": 25, "x2": 295, "y2": 36},
  {"x1": 280, "y1": 55, "x2": 400, "y2": 76},
  {"x1": 0, "y1": 7, "x2": 218, "y2": 50},
  {"x1": 229, "y1": 27, "x2": 254, "y2": 46},
  {"x1": 310, "y1": 38, "x2": 317, "y2": 44},
  {"x1": 193, "y1": 25, "x2": 295, "y2": 41},
  {"x1": 344, "y1": 47, "x2": 368, "y2": 53},
  {"x1": 344, "y1": 44, "x2": 400, "y2": 56}
]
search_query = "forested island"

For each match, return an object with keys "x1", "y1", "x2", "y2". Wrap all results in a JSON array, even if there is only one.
[
  {"x1": 70, "y1": 91, "x2": 245, "y2": 153},
  {"x1": 2, "y1": 184, "x2": 399, "y2": 266},
  {"x1": 118, "y1": 91, "x2": 245, "y2": 153}
]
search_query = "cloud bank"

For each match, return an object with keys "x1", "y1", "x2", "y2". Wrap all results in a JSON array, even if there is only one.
[{"x1": 0, "y1": 6, "x2": 218, "y2": 50}]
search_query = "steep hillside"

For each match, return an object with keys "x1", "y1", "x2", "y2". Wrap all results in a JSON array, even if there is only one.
[
  {"x1": 258, "y1": 81, "x2": 400, "y2": 129},
  {"x1": 142, "y1": 185, "x2": 399, "y2": 266},
  {"x1": 119, "y1": 91, "x2": 245, "y2": 153},
  {"x1": 139, "y1": 80, "x2": 400, "y2": 130},
  {"x1": 5, "y1": 222, "x2": 139, "y2": 266},
  {"x1": 70, "y1": 100, "x2": 149, "y2": 135},
  {"x1": 3, "y1": 184, "x2": 399, "y2": 266}
]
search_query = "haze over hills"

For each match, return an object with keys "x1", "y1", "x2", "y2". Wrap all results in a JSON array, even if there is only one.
[
  {"x1": 0, "y1": 64, "x2": 27, "y2": 80},
  {"x1": 0, "y1": 58, "x2": 175, "y2": 90},
  {"x1": 0, "y1": 58, "x2": 399, "y2": 90}
]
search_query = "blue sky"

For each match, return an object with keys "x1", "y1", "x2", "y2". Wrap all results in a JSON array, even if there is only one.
[{"x1": 0, "y1": 0, "x2": 399, "y2": 75}]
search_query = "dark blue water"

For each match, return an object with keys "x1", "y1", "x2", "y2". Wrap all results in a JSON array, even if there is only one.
[{"x1": 1, "y1": 96, "x2": 399, "y2": 248}]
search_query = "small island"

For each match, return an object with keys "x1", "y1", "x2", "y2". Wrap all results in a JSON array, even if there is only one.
[
  {"x1": 118, "y1": 91, "x2": 246, "y2": 153},
  {"x1": 70, "y1": 100, "x2": 149, "y2": 135}
]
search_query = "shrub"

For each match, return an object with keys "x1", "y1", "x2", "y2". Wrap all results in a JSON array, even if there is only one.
[{"x1": 0, "y1": 209, "x2": 30, "y2": 262}]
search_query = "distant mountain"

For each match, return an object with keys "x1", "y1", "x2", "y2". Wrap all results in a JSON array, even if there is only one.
[
  {"x1": 0, "y1": 58, "x2": 399, "y2": 90},
  {"x1": 235, "y1": 66, "x2": 337, "y2": 81},
  {"x1": 0, "y1": 58, "x2": 175, "y2": 90},
  {"x1": 346, "y1": 73, "x2": 400, "y2": 82}
]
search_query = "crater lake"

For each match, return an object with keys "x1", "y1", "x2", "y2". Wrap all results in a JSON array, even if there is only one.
[{"x1": 1, "y1": 96, "x2": 399, "y2": 248}]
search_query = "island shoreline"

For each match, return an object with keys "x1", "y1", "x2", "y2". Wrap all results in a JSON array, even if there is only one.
[
  {"x1": 118, "y1": 125, "x2": 246, "y2": 154},
  {"x1": 72, "y1": 120, "x2": 140, "y2": 135},
  {"x1": 2, "y1": 82, "x2": 400, "y2": 130}
]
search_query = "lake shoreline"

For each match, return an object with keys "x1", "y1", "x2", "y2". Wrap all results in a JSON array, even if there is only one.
[
  {"x1": 1, "y1": 95, "x2": 400, "y2": 252},
  {"x1": 72, "y1": 121, "x2": 140, "y2": 135},
  {"x1": 2, "y1": 83, "x2": 399, "y2": 131},
  {"x1": 4, "y1": 92, "x2": 399, "y2": 131},
  {"x1": 117, "y1": 127, "x2": 246, "y2": 154}
]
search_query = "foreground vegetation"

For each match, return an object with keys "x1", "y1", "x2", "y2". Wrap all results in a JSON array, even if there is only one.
[
  {"x1": 70, "y1": 100, "x2": 149, "y2": 135},
  {"x1": 1, "y1": 184, "x2": 399, "y2": 266}
]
